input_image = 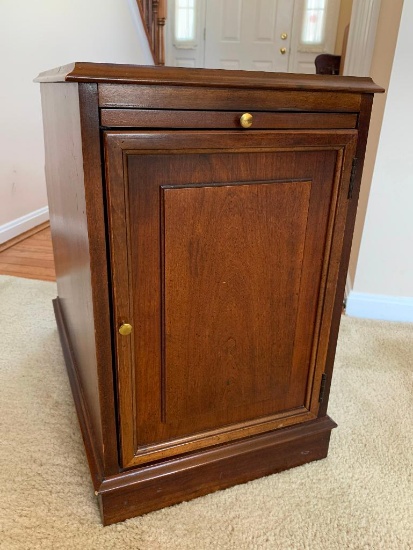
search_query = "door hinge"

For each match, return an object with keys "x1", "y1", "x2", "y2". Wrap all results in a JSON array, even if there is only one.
[
  {"x1": 348, "y1": 157, "x2": 358, "y2": 199},
  {"x1": 319, "y1": 373, "x2": 327, "y2": 403}
]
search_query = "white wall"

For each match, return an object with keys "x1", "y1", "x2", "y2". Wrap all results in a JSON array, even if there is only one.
[
  {"x1": 0, "y1": 0, "x2": 152, "y2": 242},
  {"x1": 346, "y1": 0, "x2": 413, "y2": 322}
]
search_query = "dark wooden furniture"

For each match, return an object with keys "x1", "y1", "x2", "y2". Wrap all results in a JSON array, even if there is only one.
[
  {"x1": 36, "y1": 63, "x2": 383, "y2": 525},
  {"x1": 315, "y1": 54, "x2": 342, "y2": 75}
]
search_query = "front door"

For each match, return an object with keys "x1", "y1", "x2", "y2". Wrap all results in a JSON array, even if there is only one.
[
  {"x1": 166, "y1": 0, "x2": 341, "y2": 73},
  {"x1": 204, "y1": 0, "x2": 294, "y2": 71}
]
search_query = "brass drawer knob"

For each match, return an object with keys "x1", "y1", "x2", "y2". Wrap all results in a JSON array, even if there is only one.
[
  {"x1": 240, "y1": 113, "x2": 253, "y2": 128},
  {"x1": 280, "y1": 47, "x2": 287, "y2": 55},
  {"x1": 119, "y1": 323, "x2": 133, "y2": 336}
]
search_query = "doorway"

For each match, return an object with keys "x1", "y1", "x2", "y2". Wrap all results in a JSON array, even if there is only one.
[{"x1": 166, "y1": 0, "x2": 343, "y2": 73}]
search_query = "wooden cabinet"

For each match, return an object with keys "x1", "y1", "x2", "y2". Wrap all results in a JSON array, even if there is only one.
[{"x1": 36, "y1": 63, "x2": 383, "y2": 525}]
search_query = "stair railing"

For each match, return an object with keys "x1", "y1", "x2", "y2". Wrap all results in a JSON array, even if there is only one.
[{"x1": 136, "y1": 0, "x2": 166, "y2": 65}]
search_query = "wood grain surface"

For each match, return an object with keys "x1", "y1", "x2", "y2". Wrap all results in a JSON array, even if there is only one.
[
  {"x1": 104, "y1": 129, "x2": 356, "y2": 467},
  {"x1": 37, "y1": 64, "x2": 381, "y2": 525},
  {"x1": 0, "y1": 227, "x2": 55, "y2": 281},
  {"x1": 101, "y1": 109, "x2": 358, "y2": 129},
  {"x1": 36, "y1": 62, "x2": 384, "y2": 94}
]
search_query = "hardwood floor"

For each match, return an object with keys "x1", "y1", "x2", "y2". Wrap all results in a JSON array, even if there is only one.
[{"x1": 0, "y1": 227, "x2": 56, "y2": 282}]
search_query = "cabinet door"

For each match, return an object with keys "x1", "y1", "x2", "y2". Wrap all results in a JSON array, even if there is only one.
[{"x1": 104, "y1": 130, "x2": 357, "y2": 467}]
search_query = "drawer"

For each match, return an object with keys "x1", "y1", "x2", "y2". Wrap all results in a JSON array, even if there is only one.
[
  {"x1": 98, "y1": 84, "x2": 362, "y2": 112},
  {"x1": 100, "y1": 109, "x2": 358, "y2": 130}
]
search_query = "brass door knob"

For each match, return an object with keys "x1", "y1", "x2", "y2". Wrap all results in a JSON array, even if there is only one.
[
  {"x1": 280, "y1": 47, "x2": 287, "y2": 55},
  {"x1": 240, "y1": 113, "x2": 253, "y2": 128},
  {"x1": 281, "y1": 33, "x2": 288, "y2": 40},
  {"x1": 119, "y1": 323, "x2": 133, "y2": 336}
]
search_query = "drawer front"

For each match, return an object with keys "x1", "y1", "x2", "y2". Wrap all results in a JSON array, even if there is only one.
[
  {"x1": 100, "y1": 109, "x2": 358, "y2": 130},
  {"x1": 98, "y1": 83, "x2": 362, "y2": 112}
]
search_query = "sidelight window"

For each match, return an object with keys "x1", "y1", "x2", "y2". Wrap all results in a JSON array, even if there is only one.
[
  {"x1": 175, "y1": 0, "x2": 196, "y2": 42},
  {"x1": 301, "y1": 0, "x2": 328, "y2": 45}
]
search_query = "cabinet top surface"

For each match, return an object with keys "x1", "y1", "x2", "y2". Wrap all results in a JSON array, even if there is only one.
[{"x1": 35, "y1": 62, "x2": 384, "y2": 94}]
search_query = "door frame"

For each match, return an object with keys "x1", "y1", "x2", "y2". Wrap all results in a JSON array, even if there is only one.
[
  {"x1": 343, "y1": 0, "x2": 381, "y2": 301},
  {"x1": 344, "y1": 0, "x2": 382, "y2": 77}
]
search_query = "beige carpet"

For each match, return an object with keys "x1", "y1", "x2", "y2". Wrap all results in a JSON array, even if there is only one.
[{"x1": 0, "y1": 274, "x2": 412, "y2": 550}]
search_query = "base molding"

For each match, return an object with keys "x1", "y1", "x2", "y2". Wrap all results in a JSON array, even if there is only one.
[
  {"x1": 53, "y1": 298, "x2": 104, "y2": 489},
  {"x1": 346, "y1": 291, "x2": 413, "y2": 322},
  {"x1": 97, "y1": 415, "x2": 337, "y2": 525},
  {"x1": 0, "y1": 206, "x2": 49, "y2": 245}
]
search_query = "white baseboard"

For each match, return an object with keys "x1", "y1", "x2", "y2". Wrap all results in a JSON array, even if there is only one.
[
  {"x1": 0, "y1": 207, "x2": 49, "y2": 245},
  {"x1": 346, "y1": 291, "x2": 413, "y2": 322}
]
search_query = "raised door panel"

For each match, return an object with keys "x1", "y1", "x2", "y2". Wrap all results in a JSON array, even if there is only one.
[
  {"x1": 163, "y1": 181, "x2": 311, "y2": 424},
  {"x1": 104, "y1": 130, "x2": 357, "y2": 467}
]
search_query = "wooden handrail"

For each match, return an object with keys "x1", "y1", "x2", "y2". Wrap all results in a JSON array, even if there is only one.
[{"x1": 136, "y1": 0, "x2": 166, "y2": 65}]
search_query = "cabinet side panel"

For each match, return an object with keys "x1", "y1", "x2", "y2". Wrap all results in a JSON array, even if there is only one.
[{"x1": 40, "y1": 83, "x2": 115, "y2": 481}]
